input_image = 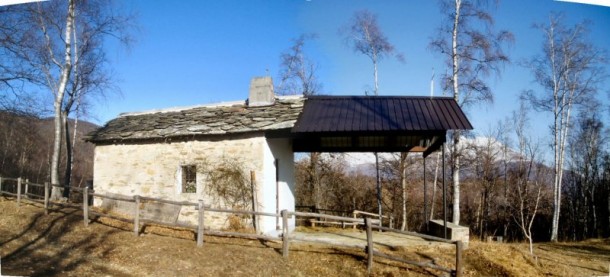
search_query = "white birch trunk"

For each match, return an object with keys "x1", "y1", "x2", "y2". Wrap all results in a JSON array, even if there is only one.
[
  {"x1": 375, "y1": 152, "x2": 382, "y2": 226},
  {"x1": 66, "y1": 14, "x2": 81, "y2": 193},
  {"x1": 551, "y1": 37, "x2": 576, "y2": 241},
  {"x1": 551, "y1": 108, "x2": 560, "y2": 241},
  {"x1": 528, "y1": 187, "x2": 542, "y2": 256},
  {"x1": 451, "y1": 0, "x2": 462, "y2": 225},
  {"x1": 373, "y1": 53, "x2": 379, "y2": 96},
  {"x1": 430, "y1": 151, "x2": 441, "y2": 221},
  {"x1": 62, "y1": 111, "x2": 71, "y2": 198},
  {"x1": 68, "y1": 108, "x2": 79, "y2": 186},
  {"x1": 547, "y1": 21, "x2": 561, "y2": 242},
  {"x1": 50, "y1": 0, "x2": 75, "y2": 200}
]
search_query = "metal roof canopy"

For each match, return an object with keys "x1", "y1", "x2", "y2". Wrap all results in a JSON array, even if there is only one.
[{"x1": 290, "y1": 96, "x2": 472, "y2": 157}]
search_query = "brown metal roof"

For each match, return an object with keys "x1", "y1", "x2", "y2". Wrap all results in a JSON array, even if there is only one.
[
  {"x1": 290, "y1": 96, "x2": 472, "y2": 153},
  {"x1": 292, "y1": 96, "x2": 473, "y2": 134}
]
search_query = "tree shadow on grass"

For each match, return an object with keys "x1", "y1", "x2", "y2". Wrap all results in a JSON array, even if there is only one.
[
  {"x1": 539, "y1": 243, "x2": 610, "y2": 260},
  {"x1": 0, "y1": 202, "x2": 83, "y2": 242},
  {"x1": 1, "y1": 204, "x2": 123, "y2": 276},
  {"x1": 536, "y1": 243, "x2": 610, "y2": 274},
  {"x1": 0, "y1": 212, "x2": 46, "y2": 247},
  {"x1": 288, "y1": 246, "x2": 446, "y2": 276},
  {"x1": 288, "y1": 246, "x2": 366, "y2": 262},
  {"x1": 372, "y1": 257, "x2": 447, "y2": 277}
]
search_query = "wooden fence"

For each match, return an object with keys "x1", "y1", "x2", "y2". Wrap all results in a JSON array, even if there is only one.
[
  {"x1": 295, "y1": 206, "x2": 395, "y2": 229},
  {"x1": 0, "y1": 176, "x2": 462, "y2": 276}
]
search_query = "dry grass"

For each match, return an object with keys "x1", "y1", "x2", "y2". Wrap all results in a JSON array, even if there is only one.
[{"x1": 1, "y1": 197, "x2": 609, "y2": 277}]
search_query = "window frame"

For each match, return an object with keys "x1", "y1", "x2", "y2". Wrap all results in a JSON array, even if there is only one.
[{"x1": 181, "y1": 164, "x2": 197, "y2": 194}]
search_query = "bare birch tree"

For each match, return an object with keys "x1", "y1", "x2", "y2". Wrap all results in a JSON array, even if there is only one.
[
  {"x1": 60, "y1": 1, "x2": 127, "y2": 196},
  {"x1": 276, "y1": 34, "x2": 322, "y2": 185},
  {"x1": 429, "y1": 151, "x2": 442, "y2": 221},
  {"x1": 466, "y1": 129, "x2": 503, "y2": 239},
  {"x1": 341, "y1": 9, "x2": 404, "y2": 225},
  {"x1": 277, "y1": 34, "x2": 321, "y2": 96},
  {"x1": 430, "y1": 0, "x2": 513, "y2": 224},
  {"x1": 40, "y1": 0, "x2": 76, "y2": 199},
  {"x1": 566, "y1": 109, "x2": 605, "y2": 239},
  {"x1": 523, "y1": 15, "x2": 607, "y2": 241},
  {"x1": 0, "y1": 5, "x2": 45, "y2": 114},
  {"x1": 341, "y1": 10, "x2": 403, "y2": 96},
  {"x1": 0, "y1": 1, "x2": 134, "y2": 199},
  {"x1": 510, "y1": 102, "x2": 544, "y2": 256}
]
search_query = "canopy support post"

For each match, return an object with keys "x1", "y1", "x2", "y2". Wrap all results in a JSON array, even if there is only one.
[
  {"x1": 423, "y1": 154, "x2": 428, "y2": 232},
  {"x1": 442, "y1": 143, "x2": 447, "y2": 239},
  {"x1": 375, "y1": 152, "x2": 382, "y2": 228}
]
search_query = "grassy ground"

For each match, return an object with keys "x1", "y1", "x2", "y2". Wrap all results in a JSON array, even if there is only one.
[{"x1": 1, "y1": 197, "x2": 609, "y2": 276}]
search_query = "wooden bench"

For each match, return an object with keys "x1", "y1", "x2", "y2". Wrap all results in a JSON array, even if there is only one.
[
  {"x1": 486, "y1": 236, "x2": 503, "y2": 243},
  {"x1": 309, "y1": 218, "x2": 361, "y2": 228},
  {"x1": 429, "y1": 219, "x2": 470, "y2": 248}
]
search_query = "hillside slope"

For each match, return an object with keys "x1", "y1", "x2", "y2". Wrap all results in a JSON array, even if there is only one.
[
  {"x1": 0, "y1": 198, "x2": 608, "y2": 277},
  {"x1": 0, "y1": 112, "x2": 97, "y2": 186}
]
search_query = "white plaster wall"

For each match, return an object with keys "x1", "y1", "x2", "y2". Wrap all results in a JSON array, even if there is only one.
[
  {"x1": 93, "y1": 134, "x2": 266, "y2": 229},
  {"x1": 259, "y1": 138, "x2": 295, "y2": 236}
]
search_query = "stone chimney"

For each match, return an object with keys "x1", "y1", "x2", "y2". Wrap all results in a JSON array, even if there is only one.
[{"x1": 248, "y1": 76, "x2": 275, "y2": 107}]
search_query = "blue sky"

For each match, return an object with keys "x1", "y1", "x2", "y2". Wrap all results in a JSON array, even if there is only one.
[{"x1": 97, "y1": 0, "x2": 610, "y2": 152}]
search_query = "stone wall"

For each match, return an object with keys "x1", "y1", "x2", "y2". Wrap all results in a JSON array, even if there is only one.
[{"x1": 93, "y1": 133, "x2": 267, "y2": 230}]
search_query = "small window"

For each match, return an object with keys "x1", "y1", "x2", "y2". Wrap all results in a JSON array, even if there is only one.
[{"x1": 181, "y1": 165, "x2": 197, "y2": 193}]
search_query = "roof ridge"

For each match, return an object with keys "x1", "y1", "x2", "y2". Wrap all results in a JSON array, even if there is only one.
[
  {"x1": 307, "y1": 95, "x2": 454, "y2": 99},
  {"x1": 119, "y1": 95, "x2": 306, "y2": 118},
  {"x1": 119, "y1": 100, "x2": 246, "y2": 117}
]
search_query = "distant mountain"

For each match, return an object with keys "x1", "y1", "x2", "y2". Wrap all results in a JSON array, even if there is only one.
[
  {"x1": 38, "y1": 116, "x2": 99, "y2": 137},
  {"x1": 322, "y1": 136, "x2": 522, "y2": 177},
  {"x1": 294, "y1": 136, "x2": 546, "y2": 179},
  {"x1": 343, "y1": 153, "x2": 393, "y2": 176}
]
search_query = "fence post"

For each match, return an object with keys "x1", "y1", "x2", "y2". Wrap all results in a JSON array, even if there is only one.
[
  {"x1": 353, "y1": 211, "x2": 357, "y2": 230},
  {"x1": 83, "y1": 187, "x2": 89, "y2": 227},
  {"x1": 133, "y1": 195, "x2": 140, "y2": 236},
  {"x1": 0, "y1": 176, "x2": 3, "y2": 196},
  {"x1": 86, "y1": 180, "x2": 94, "y2": 206},
  {"x1": 455, "y1": 241, "x2": 463, "y2": 277},
  {"x1": 17, "y1": 177, "x2": 21, "y2": 206},
  {"x1": 197, "y1": 199, "x2": 204, "y2": 247},
  {"x1": 281, "y1": 209, "x2": 289, "y2": 258},
  {"x1": 24, "y1": 179, "x2": 28, "y2": 199},
  {"x1": 44, "y1": 182, "x2": 49, "y2": 214},
  {"x1": 366, "y1": 217, "x2": 374, "y2": 274},
  {"x1": 250, "y1": 171, "x2": 259, "y2": 234}
]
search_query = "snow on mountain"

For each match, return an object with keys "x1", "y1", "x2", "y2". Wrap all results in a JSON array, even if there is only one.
[
  {"x1": 460, "y1": 136, "x2": 521, "y2": 162},
  {"x1": 295, "y1": 136, "x2": 522, "y2": 176}
]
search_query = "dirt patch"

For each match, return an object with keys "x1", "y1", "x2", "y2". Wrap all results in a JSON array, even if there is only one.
[{"x1": 1, "y1": 197, "x2": 609, "y2": 276}]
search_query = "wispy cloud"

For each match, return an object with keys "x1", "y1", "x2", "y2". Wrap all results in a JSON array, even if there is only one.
[{"x1": 555, "y1": 0, "x2": 610, "y2": 8}]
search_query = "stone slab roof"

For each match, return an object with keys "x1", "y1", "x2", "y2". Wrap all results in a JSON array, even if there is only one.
[{"x1": 87, "y1": 96, "x2": 304, "y2": 143}]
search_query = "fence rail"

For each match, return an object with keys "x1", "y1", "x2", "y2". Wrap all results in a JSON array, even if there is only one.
[
  {"x1": 139, "y1": 195, "x2": 198, "y2": 207},
  {"x1": 0, "y1": 175, "x2": 462, "y2": 276},
  {"x1": 295, "y1": 207, "x2": 395, "y2": 229}
]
